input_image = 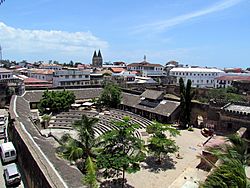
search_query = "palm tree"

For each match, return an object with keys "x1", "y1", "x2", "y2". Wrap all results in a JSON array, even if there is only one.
[
  {"x1": 73, "y1": 114, "x2": 99, "y2": 158},
  {"x1": 57, "y1": 115, "x2": 99, "y2": 187},
  {"x1": 42, "y1": 114, "x2": 51, "y2": 128},
  {"x1": 200, "y1": 134, "x2": 250, "y2": 187}
]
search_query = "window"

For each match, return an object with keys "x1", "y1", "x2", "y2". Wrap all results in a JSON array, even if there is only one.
[
  {"x1": 201, "y1": 74, "x2": 203, "y2": 76},
  {"x1": 5, "y1": 152, "x2": 10, "y2": 158},
  {"x1": 85, "y1": 75, "x2": 89, "y2": 78},
  {"x1": 201, "y1": 80, "x2": 203, "y2": 83},
  {"x1": 190, "y1": 73, "x2": 192, "y2": 76},
  {"x1": 186, "y1": 73, "x2": 188, "y2": 76},
  {"x1": 72, "y1": 75, "x2": 76, "y2": 78},
  {"x1": 194, "y1": 74, "x2": 196, "y2": 76},
  {"x1": 207, "y1": 80, "x2": 209, "y2": 83},
  {"x1": 10, "y1": 150, "x2": 15, "y2": 156},
  {"x1": 209, "y1": 74, "x2": 211, "y2": 76},
  {"x1": 198, "y1": 74, "x2": 200, "y2": 76},
  {"x1": 205, "y1": 74, "x2": 207, "y2": 76},
  {"x1": 65, "y1": 75, "x2": 69, "y2": 79},
  {"x1": 197, "y1": 80, "x2": 199, "y2": 83},
  {"x1": 79, "y1": 75, "x2": 82, "y2": 78}
]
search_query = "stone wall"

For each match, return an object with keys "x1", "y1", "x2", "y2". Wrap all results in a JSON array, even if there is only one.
[{"x1": 8, "y1": 121, "x2": 53, "y2": 188}]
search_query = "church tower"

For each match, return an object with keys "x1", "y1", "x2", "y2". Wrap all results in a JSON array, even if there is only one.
[{"x1": 92, "y1": 50, "x2": 103, "y2": 67}]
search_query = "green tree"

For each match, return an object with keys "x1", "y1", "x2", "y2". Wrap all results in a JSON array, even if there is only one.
[
  {"x1": 38, "y1": 90, "x2": 75, "y2": 114},
  {"x1": 201, "y1": 134, "x2": 250, "y2": 187},
  {"x1": 42, "y1": 114, "x2": 51, "y2": 128},
  {"x1": 57, "y1": 115, "x2": 99, "y2": 187},
  {"x1": 97, "y1": 116, "x2": 146, "y2": 188},
  {"x1": 146, "y1": 121, "x2": 180, "y2": 164},
  {"x1": 98, "y1": 82, "x2": 122, "y2": 108},
  {"x1": 179, "y1": 78, "x2": 193, "y2": 128},
  {"x1": 83, "y1": 156, "x2": 98, "y2": 188}
]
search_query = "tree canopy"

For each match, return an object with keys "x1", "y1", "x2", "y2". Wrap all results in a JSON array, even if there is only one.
[
  {"x1": 97, "y1": 116, "x2": 146, "y2": 188},
  {"x1": 98, "y1": 82, "x2": 122, "y2": 108},
  {"x1": 179, "y1": 78, "x2": 194, "y2": 128},
  {"x1": 38, "y1": 90, "x2": 75, "y2": 114},
  {"x1": 146, "y1": 121, "x2": 180, "y2": 163}
]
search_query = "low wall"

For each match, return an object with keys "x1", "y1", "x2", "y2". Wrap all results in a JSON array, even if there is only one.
[{"x1": 8, "y1": 121, "x2": 52, "y2": 188}]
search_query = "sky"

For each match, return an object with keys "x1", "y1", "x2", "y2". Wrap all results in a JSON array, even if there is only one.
[{"x1": 0, "y1": 0, "x2": 250, "y2": 68}]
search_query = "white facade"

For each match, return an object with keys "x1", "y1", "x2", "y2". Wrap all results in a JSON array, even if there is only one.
[
  {"x1": 27, "y1": 69, "x2": 54, "y2": 82},
  {"x1": 39, "y1": 64, "x2": 62, "y2": 70},
  {"x1": 127, "y1": 62, "x2": 164, "y2": 77},
  {"x1": 0, "y1": 68, "x2": 13, "y2": 80},
  {"x1": 214, "y1": 73, "x2": 250, "y2": 88},
  {"x1": 53, "y1": 70, "x2": 91, "y2": 87},
  {"x1": 169, "y1": 67, "x2": 225, "y2": 88}
]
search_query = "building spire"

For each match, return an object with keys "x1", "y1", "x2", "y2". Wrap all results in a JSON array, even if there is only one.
[
  {"x1": 93, "y1": 50, "x2": 97, "y2": 58},
  {"x1": 143, "y1": 55, "x2": 146, "y2": 62},
  {"x1": 98, "y1": 49, "x2": 102, "y2": 57}
]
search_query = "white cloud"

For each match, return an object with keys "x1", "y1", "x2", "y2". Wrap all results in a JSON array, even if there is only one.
[
  {"x1": 135, "y1": 0, "x2": 243, "y2": 33},
  {"x1": 0, "y1": 22, "x2": 108, "y2": 61}
]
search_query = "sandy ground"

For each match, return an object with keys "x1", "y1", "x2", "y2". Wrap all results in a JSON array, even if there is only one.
[
  {"x1": 42, "y1": 128, "x2": 209, "y2": 188},
  {"x1": 126, "y1": 128, "x2": 209, "y2": 188}
]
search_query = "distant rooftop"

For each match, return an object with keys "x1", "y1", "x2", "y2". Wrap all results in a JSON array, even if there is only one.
[
  {"x1": 215, "y1": 75, "x2": 250, "y2": 81},
  {"x1": 170, "y1": 67, "x2": 224, "y2": 73},
  {"x1": 224, "y1": 104, "x2": 250, "y2": 114},
  {"x1": 141, "y1": 89, "x2": 164, "y2": 100}
]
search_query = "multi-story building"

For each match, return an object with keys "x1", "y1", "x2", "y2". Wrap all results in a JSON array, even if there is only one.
[
  {"x1": 39, "y1": 63, "x2": 62, "y2": 71},
  {"x1": 27, "y1": 69, "x2": 54, "y2": 82},
  {"x1": 92, "y1": 50, "x2": 103, "y2": 67},
  {"x1": 214, "y1": 75, "x2": 250, "y2": 88},
  {"x1": 53, "y1": 69, "x2": 91, "y2": 87},
  {"x1": 169, "y1": 67, "x2": 224, "y2": 88},
  {"x1": 127, "y1": 59, "x2": 164, "y2": 77},
  {"x1": 0, "y1": 68, "x2": 13, "y2": 80}
]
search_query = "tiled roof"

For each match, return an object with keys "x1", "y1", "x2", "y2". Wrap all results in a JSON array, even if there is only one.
[
  {"x1": 110, "y1": 67, "x2": 125, "y2": 73},
  {"x1": 121, "y1": 92, "x2": 180, "y2": 117},
  {"x1": 23, "y1": 88, "x2": 103, "y2": 103},
  {"x1": 24, "y1": 77, "x2": 49, "y2": 84},
  {"x1": 215, "y1": 76, "x2": 250, "y2": 81},
  {"x1": 141, "y1": 89, "x2": 164, "y2": 100}
]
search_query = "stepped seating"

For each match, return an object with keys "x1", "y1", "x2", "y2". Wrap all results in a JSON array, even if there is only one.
[{"x1": 48, "y1": 109, "x2": 153, "y2": 138}]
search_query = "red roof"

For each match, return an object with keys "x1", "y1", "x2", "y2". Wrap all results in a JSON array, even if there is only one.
[
  {"x1": 24, "y1": 77, "x2": 49, "y2": 84},
  {"x1": 215, "y1": 76, "x2": 250, "y2": 81},
  {"x1": 111, "y1": 67, "x2": 125, "y2": 73}
]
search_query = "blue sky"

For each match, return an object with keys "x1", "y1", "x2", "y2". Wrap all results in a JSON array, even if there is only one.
[{"x1": 0, "y1": 0, "x2": 249, "y2": 68}]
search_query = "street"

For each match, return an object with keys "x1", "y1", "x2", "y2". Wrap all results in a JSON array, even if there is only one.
[{"x1": 0, "y1": 139, "x2": 26, "y2": 188}]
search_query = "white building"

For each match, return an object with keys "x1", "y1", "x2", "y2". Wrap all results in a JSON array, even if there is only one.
[
  {"x1": 169, "y1": 67, "x2": 224, "y2": 88},
  {"x1": 53, "y1": 70, "x2": 91, "y2": 87},
  {"x1": 39, "y1": 64, "x2": 62, "y2": 71},
  {"x1": 0, "y1": 68, "x2": 13, "y2": 80},
  {"x1": 215, "y1": 75, "x2": 250, "y2": 88},
  {"x1": 27, "y1": 69, "x2": 54, "y2": 82},
  {"x1": 127, "y1": 61, "x2": 164, "y2": 77}
]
